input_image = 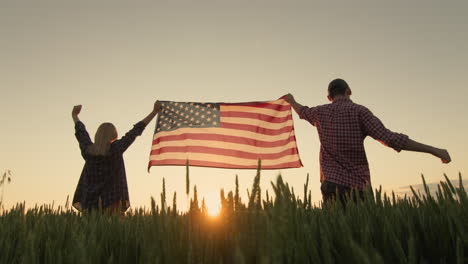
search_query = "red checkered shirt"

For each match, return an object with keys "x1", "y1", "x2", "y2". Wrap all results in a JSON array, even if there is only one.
[{"x1": 299, "y1": 97, "x2": 408, "y2": 190}]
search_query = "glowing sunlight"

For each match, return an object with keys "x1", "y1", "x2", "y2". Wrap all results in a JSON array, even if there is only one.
[
  {"x1": 207, "y1": 204, "x2": 221, "y2": 218},
  {"x1": 204, "y1": 192, "x2": 221, "y2": 217}
]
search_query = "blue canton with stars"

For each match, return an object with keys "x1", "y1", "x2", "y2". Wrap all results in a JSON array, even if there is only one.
[{"x1": 155, "y1": 101, "x2": 221, "y2": 133}]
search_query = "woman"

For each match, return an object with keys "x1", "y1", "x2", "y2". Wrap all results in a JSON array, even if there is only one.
[{"x1": 71, "y1": 101, "x2": 161, "y2": 213}]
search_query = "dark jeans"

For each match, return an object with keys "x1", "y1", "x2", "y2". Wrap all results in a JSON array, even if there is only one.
[{"x1": 321, "y1": 181, "x2": 370, "y2": 207}]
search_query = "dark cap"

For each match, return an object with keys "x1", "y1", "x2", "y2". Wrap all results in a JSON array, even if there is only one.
[{"x1": 328, "y1": 79, "x2": 349, "y2": 98}]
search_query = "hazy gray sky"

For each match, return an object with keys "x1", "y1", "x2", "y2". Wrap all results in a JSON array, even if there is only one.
[{"x1": 1, "y1": 0, "x2": 467, "y2": 212}]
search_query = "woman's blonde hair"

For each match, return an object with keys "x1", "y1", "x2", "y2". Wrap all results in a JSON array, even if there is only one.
[{"x1": 87, "y1": 123, "x2": 118, "y2": 156}]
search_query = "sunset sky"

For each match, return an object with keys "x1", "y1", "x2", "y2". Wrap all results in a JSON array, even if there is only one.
[{"x1": 1, "y1": 0, "x2": 467, "y2": 213}]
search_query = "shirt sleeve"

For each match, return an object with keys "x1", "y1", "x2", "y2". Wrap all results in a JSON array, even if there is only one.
[
  {"x1": 75, "y1": 121, "x2": 93, "y2": 158},
  {"x1": 360, "y1": 107, "x2": 409, "y2": 152},
  {"x1": 299, "y1": 106, "x2": 319, "y2": 126},
  {"x1": 112, "y1": 121, "x2": 147, "y2": 154}
]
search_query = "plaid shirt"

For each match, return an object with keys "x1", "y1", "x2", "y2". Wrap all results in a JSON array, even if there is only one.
[
  {"x1": 72, "y1": 121, "x2": 146, "y2": 211},
  {"x1": 299, "y1": 97, "x2": 408, "y2": 190}
]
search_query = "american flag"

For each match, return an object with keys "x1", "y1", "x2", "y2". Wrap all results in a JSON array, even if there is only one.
[{"x1": 148, "y1": 97, "x2": 302, "y2": 170}]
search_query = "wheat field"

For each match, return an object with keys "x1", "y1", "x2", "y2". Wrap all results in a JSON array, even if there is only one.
[{"x1": 0, "y1": 168, "x2": 466, "y2": 264}]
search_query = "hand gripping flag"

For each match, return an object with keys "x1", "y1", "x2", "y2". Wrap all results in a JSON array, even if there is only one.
[{"x1": 148, "y1": 97, "x2": 302, "y2": 170}]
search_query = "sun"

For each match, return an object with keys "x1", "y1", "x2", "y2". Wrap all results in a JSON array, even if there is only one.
[
  {"x1": 206, "y1": 201, "x2": 221, "y2": 217},
  {"x1": 207, "y1": 206, "x2": 221, "y2": 217},
  {"x1": 204, "y1": 195, "x2": 221, "y2": 217}
]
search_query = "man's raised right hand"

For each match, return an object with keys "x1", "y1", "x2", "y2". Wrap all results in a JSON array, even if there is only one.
[{"x1": 434, "y1": 148, "x2": 451, "y2": 164}]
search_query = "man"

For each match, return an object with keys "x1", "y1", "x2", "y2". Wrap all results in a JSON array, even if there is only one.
[{"x1": 284, "y1": 79, "x2": 451, "y2": 205}]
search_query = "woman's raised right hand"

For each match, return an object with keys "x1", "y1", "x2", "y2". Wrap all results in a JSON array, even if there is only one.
[{"x1": 153, "y1": 101, "x2": 162, "y2": 114}]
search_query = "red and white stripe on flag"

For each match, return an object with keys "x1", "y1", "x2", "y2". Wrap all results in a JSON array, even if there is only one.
[{"x1": 148, "y1": 98, "x2": 302, "y2": 170}]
